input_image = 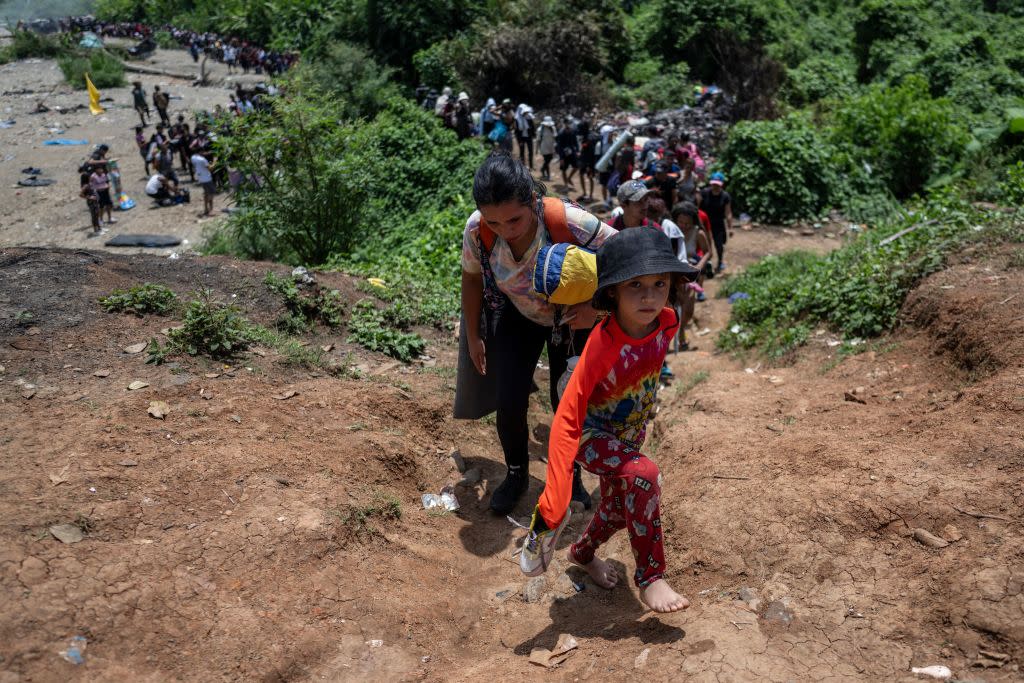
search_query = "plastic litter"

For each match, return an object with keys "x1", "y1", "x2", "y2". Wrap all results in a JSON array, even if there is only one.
[
  {"x1": 910, "y1": 665, "x2": 952, "y2": 680},
  {"x1": 421, "y1": 485, "x2": 459, "y2": 511},
  {"x1": 727, "y1": 292, "x2": 750, "y2": 304},
  {"x1": 43, "y1": 138, "x2": 89, "y2": 146},
  {"x1": 291, "y1": 266, "x2": 314, "y2": 285},
  {"x1": 529, "y1": 633, "x2": 578, "y2": 668},
  {"x1": 59, "y1": 635, "x2": 87, "y2": 664}
]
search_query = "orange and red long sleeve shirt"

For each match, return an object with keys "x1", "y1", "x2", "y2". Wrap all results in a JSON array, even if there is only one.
[{"x1": 538, "y1": 307, "x2": 679, "y2": 528}]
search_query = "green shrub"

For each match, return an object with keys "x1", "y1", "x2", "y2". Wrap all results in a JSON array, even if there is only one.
[
  {"x1": 263, "y1": 271, "x2": 345, "y2": 332},
  {"x1": 0, "y1": 29, "x2": 66, "y2": 63},
  {"x1": 153, "y1": 31, "x2": 178, "y2": 49},
  {"x1": 619, "y1": 58, "x2": 691, "y2": 111},
  {"x1": 999, "y1": 161, "x2": 1024, "y2": 206},
  {"x1": 346, "y1": 300, "x2": 425, "y2": 362},
  {"x1": 164, "y1": 291, "x2": 251, "y2": 359},
  {"x1": 99, "y1": 283, "x2": 178, "y2": 316},
  {"x1": 298, "y1": 42, "x2": 401, "y2": 120},
  {"x1": 58, "y1": 50, "x2": 125, "y2": 89},
  {"x1": 782, "y1": 56, "x2": 857, "y2": 107},
  {"x1": 717, "y1": 113, "x2": 840, "y2": 222},
  {"x1": 831, "y1": 75, "x2": 967, "y2": 198}
]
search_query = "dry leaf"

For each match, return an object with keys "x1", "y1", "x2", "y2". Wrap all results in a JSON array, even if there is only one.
[
  {"x1": 124, "y1": 342, "x2": 148, "y2": 354},
  {"x1": 127, "y1": 381, "x2": 149, "y2": 391},
  {"x1": 93, "y1": 369, "x2": 111, "y2": 378},
  {"x1": 272, "y1": 390, "x2": 298, "y2": 400},
  {"x1": 148, "y1": 401, "x2": 170, "y2": 419},
  {"x1": 528, "y1": 634, "x2": 578, "y2": 668},
  {"x1": 320, "y1": 344, "x2": 334, "y2": 352}
]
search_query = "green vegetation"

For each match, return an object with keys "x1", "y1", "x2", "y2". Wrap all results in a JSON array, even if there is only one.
[
  {"x1": 346, "y1": 300, "x2": 426, "y2": 363},
  {"x1": 0, "y1": 29, "x2": 65, "y2": 63},
  {"x1": 263, "y1": 271, "x2": 344, "y2": 334},
  {"x1": 333, "y1": 490, "x2": 403, "y2": 540},
  {"x1": 718, "y1": 192, "x2": 1023, "y2": 359},
  {"x1": 160, "y1": 291, "x2": 251, "y2": 360},
  {"x1": 99, "y1": 283, "x2": 178, "y2": 316},
  {"x1": 58, "y1": 48, "x2": 126, "y2": 89}
]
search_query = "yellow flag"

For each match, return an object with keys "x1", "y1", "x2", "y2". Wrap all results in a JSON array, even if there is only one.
[{"x1": 85, "y1": 73, "x2": 104, "y2": 115}]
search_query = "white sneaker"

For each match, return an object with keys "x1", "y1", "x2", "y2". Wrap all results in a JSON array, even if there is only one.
[{"x1": 520, "y1": 505, "x2": 571, "y2": 576}]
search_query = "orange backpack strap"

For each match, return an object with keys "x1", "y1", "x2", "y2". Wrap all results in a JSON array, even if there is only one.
[{"x1": 478, "y1": 197, "x2": 581, "y2": 254}]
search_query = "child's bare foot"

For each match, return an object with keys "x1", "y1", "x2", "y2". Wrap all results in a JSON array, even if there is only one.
[
  {"x1": 567, "y1": 548, "x2": 618, "y2": 588},
  {"x1": 640, "y1": 579, "x2": 689, "y2": 613}
]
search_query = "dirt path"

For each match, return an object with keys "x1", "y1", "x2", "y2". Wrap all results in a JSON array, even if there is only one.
[
  {"x1": 2, "y1": 221, "x2": 1021, "y2": 681},
  {"x1": 1, "y1": 47, "x2": 264, "y2": 256}
]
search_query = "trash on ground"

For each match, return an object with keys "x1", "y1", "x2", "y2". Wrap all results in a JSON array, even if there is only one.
[
  {"x1": 58, "y1": 635, "x2": 87, "y2": 664},
  {"x1": 695, "y1": 327, "x2": 712, "y2": 336},
  {"x1": 50, "y1": 524, "x2": 84, "y2": 544},
  {"x1": 528, "y1": 633, "x2": 578, "y2": 668},
  {"x1": 366, "y1": 639, "x2": 383, "y2": 648},
  {"x1": 292, "y1": 266, "x2": 314, "y2": 285},
  {"x1": 422, "y1": 485, "x2": 459, "y2": 511},
  {"x1": 727, "y1": 292, "x2": 750, "y2": 304},
  {"x1": 910, "y1": 664, "x2": 952, "y2": 680},
  {"x1": 43, "y1": 138, "x2": 89, "y2": 146}
]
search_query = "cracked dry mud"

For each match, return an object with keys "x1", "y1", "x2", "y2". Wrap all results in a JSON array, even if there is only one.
[{"x1": 2, "y1": 228, "x2": 1021, "y2": 682}]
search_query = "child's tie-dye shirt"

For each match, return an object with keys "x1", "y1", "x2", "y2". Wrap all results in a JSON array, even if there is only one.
[{"x1": 539, "y1": 307, "x2": 678, "y2": 527}]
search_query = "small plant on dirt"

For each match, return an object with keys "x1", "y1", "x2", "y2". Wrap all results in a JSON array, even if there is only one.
[
  {"x1": 99, "y1": 283, "x2": 178, "y2": 316},
  {"x1": 675, "y1": 370, "x2": 710, "y2": 398},
  {"x1": 156, "y1": 290, "x2": 251, "y2": 360},
  {"x1": 334, "y1": 490, "x2": 402, "y2": 540},
  {"x1": 1008, "y1": 249, "x2": 1024, "y2": 270},
  {"x1": 347, "y1": 299, "x2": 426, "y2": 362},
  {"x1": 15, "y1": 310, "x2": 34, "y2": 327},
  {"x1": 263, "y1": 271, "x2": 345, "y2": 333}
]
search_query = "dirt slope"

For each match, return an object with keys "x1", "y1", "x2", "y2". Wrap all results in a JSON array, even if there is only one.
[{"x1": 1, "y1": 231, "x2": 1022, "y2": 683}]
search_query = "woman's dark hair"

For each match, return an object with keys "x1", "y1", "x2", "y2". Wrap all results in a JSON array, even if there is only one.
[
  {"x1": 671, "y1": 200, "x2": 699, "y2": 222},
  {"x1": 647, "y1": 197, "x2": 667, "y2": 221},
  {"x1": 472, "y1": 151, "x2": 546, "y2": 207}
]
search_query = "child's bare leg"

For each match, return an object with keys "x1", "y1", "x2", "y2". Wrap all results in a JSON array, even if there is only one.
[
  {"x1": 641, "y1": 579, "x2": 689, "y2": 613},
  {"x1": 567, "y1": 546, "x2": 618, "y2": 589}
]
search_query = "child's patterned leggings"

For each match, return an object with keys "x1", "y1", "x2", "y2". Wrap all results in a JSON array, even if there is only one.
[{"x1": 569, "y1": 434, "x2": 664, "y2": 588}]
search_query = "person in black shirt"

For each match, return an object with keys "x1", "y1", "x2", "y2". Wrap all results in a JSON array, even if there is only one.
[
  {"x1": 647, "y1": 161, "x2": 678, "y2": 210},
  {"x1": 555, "y1": 118, "x2": 578, "y2": 189},
  {"x1": 699, "y1": 172, "x2": 733, "y2": 272}
]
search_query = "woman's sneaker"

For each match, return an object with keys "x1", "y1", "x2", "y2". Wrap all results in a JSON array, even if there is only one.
[{"x1": 520, "y1": 505, "x2": 571, "y2": 576}]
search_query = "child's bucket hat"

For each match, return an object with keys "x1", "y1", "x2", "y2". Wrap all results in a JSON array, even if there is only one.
[{"x1": 593, "y1": 228, "x2": 698, "y2": 310}]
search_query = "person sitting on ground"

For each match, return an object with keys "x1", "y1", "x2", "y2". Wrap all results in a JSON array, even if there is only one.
[
  {"x1": 131, "y1": 81, "x2": 149, "y2": 126},
  {"x1": 672, "y1": 201, "x2": 712, "y2": 348},
  {"x1": 191, "y1": 149, "x2": 215, "y2": 217},
  {"x1": 89, "y1": 164, "x2": 116, "y2": 225},
  {"x1": 519, "y1": 227, "x2": 696, "y2": 613},
  {"x1": 556, "y1": 118, "x2": 579, "y2": 189},
  {"x1": 145, "y1": 173, "x2": 187, "y2": 206},
  {"x1": 700, "y1": 172, "x2": 733, "y2": 273}
]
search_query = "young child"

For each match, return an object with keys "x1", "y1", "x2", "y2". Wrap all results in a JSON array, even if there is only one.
[{"x1": 520, "y1": 227, "x2": 697, "y2": 613}]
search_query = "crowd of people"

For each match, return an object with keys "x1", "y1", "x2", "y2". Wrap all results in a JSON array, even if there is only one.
[{"x1": 66, "y1": 16, "x2": 299, "y2": 76}]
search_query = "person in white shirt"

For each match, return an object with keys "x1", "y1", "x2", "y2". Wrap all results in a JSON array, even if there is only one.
[{"x1": 191, "y1": 151, "x2": 215, "y2": 216}]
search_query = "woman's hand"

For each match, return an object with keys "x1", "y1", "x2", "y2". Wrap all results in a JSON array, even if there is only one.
[
  {"x1": 467, "y1": 333, "x2": 487, "y2": 375},
  {"x1": 564, "y1": 301, "x2": 602, "y2": 330}
]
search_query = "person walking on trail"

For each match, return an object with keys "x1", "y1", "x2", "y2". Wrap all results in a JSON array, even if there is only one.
[
  {"x1": 671, "y1": 201, "x2": 711, "y2": 351},
  {"x1": 480, "y1": 97, "x2": 498, "y2": 139},
  {"x1": 611, "y1": 180, "x2": 657, "y2": 231},
  {"x1": 458, "y1": 153, "x2": 618, "y2": 515},
  {"x1": 577, "y1": 117, "x2": 599, "y2": 202},
  {"x1": 556, "y1": 118, "x2": 579, "y2": 189},
  {"x1": 518, "y1": 227, "x2": 697, "y2": 613},
  {"x1": 153, "y1": 85, "x2": 170, "y2": 126},
  {"x1": 455, "y1": 92, "x2": 473, "y2": 141},
  {"x1": 131, "y1": 81, "x2": 149, "y2": 126},
  {"x1": 191, "y1": 149, "x2": 215, "y2": 217},
  {"x1": 699, "y1": 172, "x2": 733, "y2": 272},
  {"x1": 79, "y1": 164, "x2": 101, "y2": 234},
  {"x1": 515, "y1": 104, "x2": 536, "y2": 170},
  {"x1": 537, "y1": 116, "x2": 556, "y2": 181}
]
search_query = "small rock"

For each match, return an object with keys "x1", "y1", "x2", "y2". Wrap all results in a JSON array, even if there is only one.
[
  {"x1": 523, "y1": 576, "x2": 547, "y2": 603},
  {"x1": 942, "y1": 524, "x2": 962, "y2": 542},
  {"x1": 21, "y1": 387, "x2": 36, "y2": 399},
  {"x1": 910, "y1": 665, "x2": 952, "y2": 680},
  {"x1": 274, "y1": 476, "x2": 291, "y2": 486},
  {"x1": 844, "y1": 391, "x2": 866, "y2": 404},
  {"x1": 230, "y1": 415, "x2": 242, "y2": 423},
  {"x1": 912, "y1": 528, "x2": 949, "y2": 549},
  {"x1": 127, "y1": 381, "x2": 149, "y2": 391},
  {"x1": 117, "y1": 459, "x2": 138, "y2": 467},
  {"x1": 271, "y1": 390, "x2": 298, "y2": 400},
  {"x1": 761, "y1": 599, "x2": 794, "y2": 625},
  {"x1": 49, "y1": 523, "x2": 84, "y2": 544},
  {"x1": 738, "y1": 586, "x2": 761, "y2": 610},
  {"x1": 634, "y1": 648, "x2": 650, "y2": 669},
  {"x1": 123, "y1": 342, "x2": 147, "y2": 354},
  {"x1": 93, "y1": 369, "x2": 111, "y2": 378},
  {"x1": 204, "y1": 372, "x2": 220, "y2": 379},
  {"x1": 449, "y1": 450, "x2": 466, "y2": 473},
  {"x1": 366, "y1": 639, "x2": 383, "y2": 648}
]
